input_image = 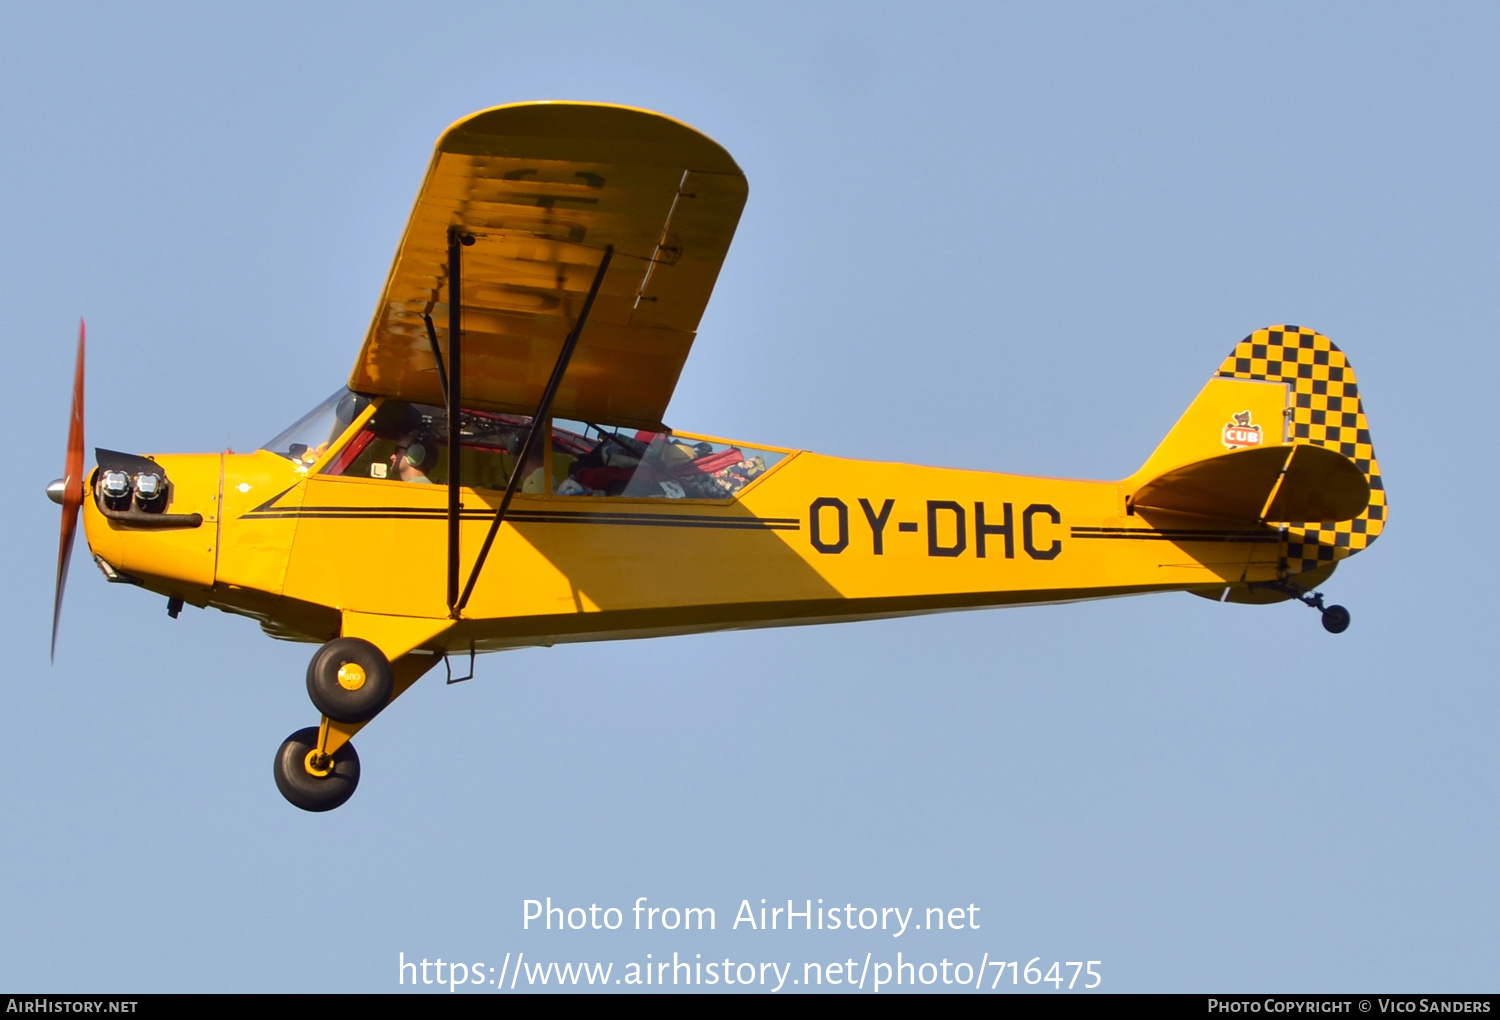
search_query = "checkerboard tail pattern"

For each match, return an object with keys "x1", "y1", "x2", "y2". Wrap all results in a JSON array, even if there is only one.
[{"x1": 1216, "y1": 326, "x2": 1386, "y2": 575}]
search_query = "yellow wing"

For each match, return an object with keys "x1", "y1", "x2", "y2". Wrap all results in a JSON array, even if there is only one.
[{"x1": 348, "y1": 102, "x2": 748, "y2": 430}]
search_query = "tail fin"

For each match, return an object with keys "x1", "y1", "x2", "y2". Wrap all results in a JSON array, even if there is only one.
[{"x1": 1129, "y1": 325, "x2": 1387, "y2": 577}]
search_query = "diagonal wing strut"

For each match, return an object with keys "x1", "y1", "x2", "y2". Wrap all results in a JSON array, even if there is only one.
[
  {"x1": 445, "y1": 226, "x2": 472, "y2": 610},
  {"x1": 422, "y1": 312, "x2": 450, "y2": 407},
  {"x1": 446, "y1": 242, "x2": 615, "y2": 618}
]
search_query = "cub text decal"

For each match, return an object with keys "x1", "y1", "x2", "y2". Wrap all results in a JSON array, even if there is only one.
[{"x1": 1222, "y1": 410, "x2": 1262, "y2": 449}]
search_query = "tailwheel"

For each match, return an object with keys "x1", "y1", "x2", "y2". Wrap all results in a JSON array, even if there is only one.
[
  {"x1": 273, "y1": 726, "x2": 360, "y2": 812},
  {"x1": 306, "y1": 637, "x2": 393, "y2": 723},
  {"x1": 1320, "y1": 604, "x2": 1351, "y2": 634},
  {"x1": 1294, "y1": 587, "x2": 1351, "y2": 635},
  {"x1": 1246, "y1": 580, "x2": 1352, "y2": 635}
]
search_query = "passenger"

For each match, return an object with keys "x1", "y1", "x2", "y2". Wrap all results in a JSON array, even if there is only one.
[
  {"x1": 488, "y1": 432, "x2": 546, "y2": 494},
  {"x1": 522, "y1": 447, "x2": 546, "y2": 495}
]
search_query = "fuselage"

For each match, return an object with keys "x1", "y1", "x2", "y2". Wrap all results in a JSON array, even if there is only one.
[{"x1": 83, "y1": 396, "x2": 1278, "y2": 655}]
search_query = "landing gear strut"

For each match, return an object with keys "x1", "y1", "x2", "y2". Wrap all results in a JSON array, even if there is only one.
[{"x1": 273, "y1": 637, "x2": 396, "y2": 811}]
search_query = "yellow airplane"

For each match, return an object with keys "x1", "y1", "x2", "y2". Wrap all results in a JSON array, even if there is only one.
[{"x1": 47, "y1": 102, "x2": 1387, "y2": 812}]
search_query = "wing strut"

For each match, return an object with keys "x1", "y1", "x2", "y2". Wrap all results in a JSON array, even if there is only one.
[
  {"x1": 422, "y1": 312, "x2": 450, "y2": 406},
  {"x1": 450, "y1": 245, "x2": 615, "y2": 617},
  {"x1": 445, "y1": 227, "x2": 473, "y2": 611}
]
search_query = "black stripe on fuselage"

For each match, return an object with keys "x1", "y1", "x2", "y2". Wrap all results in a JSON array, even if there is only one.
[
  {"x1": 239, "y1": 503, "x2": 801, "y2": 532},
  {"x1": 1070, "y1": 526, "x2": 1277, "y2": 543}
]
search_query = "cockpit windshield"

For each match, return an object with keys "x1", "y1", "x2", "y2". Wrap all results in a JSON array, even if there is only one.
[{"x1": 261, "y1": 388, "x2": 371, "y2": 467}]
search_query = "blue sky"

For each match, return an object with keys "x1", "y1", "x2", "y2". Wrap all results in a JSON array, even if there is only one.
[{"x1": 2, "y1": 1, "x2": 1496, "y2": 992}]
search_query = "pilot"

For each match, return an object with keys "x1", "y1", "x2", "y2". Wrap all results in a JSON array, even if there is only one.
[{"x1": 390, "y1": 433, "x2": 438, "y2": 483}]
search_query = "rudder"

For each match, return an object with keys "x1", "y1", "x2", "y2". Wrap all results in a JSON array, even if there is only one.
[
  {"x1": 1216, "y1": 325, "x2": 1386, "y2": 574},
  {"x1": 1130, "y1": 325, "x2": 1386, "y2": 579}
]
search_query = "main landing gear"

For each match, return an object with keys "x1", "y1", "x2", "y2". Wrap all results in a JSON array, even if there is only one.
[
  {"x1": 272, "y1": 638, "x2": 394, "y2": 812},
  {"x1": 305, "y1": 637, "x2": 393, "y2": 723},
  {"x1": 273, "y1": 725, "x2": 361, "y2": 812}
]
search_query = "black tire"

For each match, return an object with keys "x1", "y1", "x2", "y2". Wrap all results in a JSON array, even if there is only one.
[
  {"x1": 273, "y1": 726, "x2": 360, "y2": 812},
  {"x1": 306, "y1": 637, "x2": 393, "y2": 723},
  {"x1": 1321, "y1": 604, "x2": 1351, "y2": 634}
]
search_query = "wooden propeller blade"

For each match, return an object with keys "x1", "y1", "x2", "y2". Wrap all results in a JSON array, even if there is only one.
[{"x1": 52, "y1": 319, "x2": 85, "y2": 661}]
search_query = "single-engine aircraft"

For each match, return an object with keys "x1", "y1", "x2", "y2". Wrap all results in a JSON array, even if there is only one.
[{"x1": 47, "y1": 102, "x2": 1387, "y2": 811}]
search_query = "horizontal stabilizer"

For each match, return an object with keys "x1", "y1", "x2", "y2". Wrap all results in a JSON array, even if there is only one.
[{"x1": 1133, "y1": 443, "x2": 1369, "y2": 523}]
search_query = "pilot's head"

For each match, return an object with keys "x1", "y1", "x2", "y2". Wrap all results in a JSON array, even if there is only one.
[{"x1": 390, "y1": 433, "x2": 437, "y2": 482}]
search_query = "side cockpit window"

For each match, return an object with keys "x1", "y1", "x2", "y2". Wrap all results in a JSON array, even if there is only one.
[
  {"x1": 319, "y1": 400, "x2": 786, "y2": 500},
  {"x1": 550, "y1": 420, "x2": 784, "y2": 499},
  {"x1": 323, "y1": 401, "x2": 536, "y2": 490}
]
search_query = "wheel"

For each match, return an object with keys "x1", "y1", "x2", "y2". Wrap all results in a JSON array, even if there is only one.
[
  {"x1": 273, "y1": 726, "x2": 360, "y2": 812},
  {"x1": 306, "y1": 637, "x2": 393, "y2": 723},
  {"x1": 1321, "y1": 604, "x2": 1351, "y2": 634}
]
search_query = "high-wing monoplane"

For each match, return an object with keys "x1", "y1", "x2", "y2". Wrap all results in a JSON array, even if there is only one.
[{"x1": 48, "y1": 102, "x2": 1387, "y2": 810}]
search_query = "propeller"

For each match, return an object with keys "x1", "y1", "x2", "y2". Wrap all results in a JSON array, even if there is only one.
[{"x1": 49, "y1": 320, "x2": 85, "y2": 660}]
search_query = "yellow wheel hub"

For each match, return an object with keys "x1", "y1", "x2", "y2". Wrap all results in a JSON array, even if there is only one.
[
  {"x1": 304, "y1": 749, "x2": 334, "y2": 778},
  {"x1": 336, "y1": 662, "x2": 367, "y2": 691}
]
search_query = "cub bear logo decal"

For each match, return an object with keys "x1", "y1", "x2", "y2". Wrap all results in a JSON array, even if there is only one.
[{"x1": 1223, "y1": 410, "x2": 1262, "y2": 449}]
